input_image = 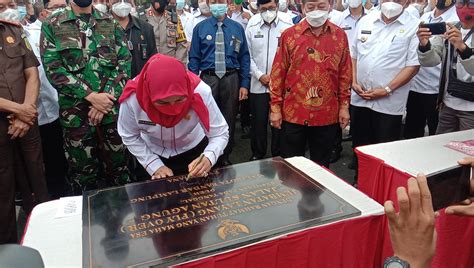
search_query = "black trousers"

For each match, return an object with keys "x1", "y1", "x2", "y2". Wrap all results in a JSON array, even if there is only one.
[
  {"x1": 201, "y1": 72, "x2": 239, "y2": 162},
  {"x1": 240, "y1": 99, "x2": 251, "y2": 128},
  {"x1": 249, "y1": 93, "x2": 281, "y2": 158},
  {"x1": 280, "y1": 121, "x2": 338, "y2": 168},
  {"x1": 404, "y1": 91, "x2": 439, "y2": 139},
  {"x1": 39, "y1": 119, "x2": 69, "y2": 199},
  {"x1": 0, "y1": 116, "x2": 49, "y2": 244},
  {"x1": 351, "y1": 106, "x2": 403, "y2": 149},
  {"x1": 160, "y1": 138, "x2": 208, "y2": 176}
]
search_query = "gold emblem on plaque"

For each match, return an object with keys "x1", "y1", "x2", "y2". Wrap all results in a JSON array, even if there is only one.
[
  {"x1": 6, "y1": 36, "x2": 14, "y2": 44},
  {"x1": 217, "y1": 220, "x2": 250, "y2": 240}
]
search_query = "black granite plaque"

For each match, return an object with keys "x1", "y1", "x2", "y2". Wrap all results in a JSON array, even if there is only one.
[{"x1": 83, "y1": 158, "x2": 361, "y2": 268}]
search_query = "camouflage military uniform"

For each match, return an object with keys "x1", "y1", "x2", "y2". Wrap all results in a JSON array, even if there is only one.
[{"x1": 41, "y1": 7, "x2": 132, "y2": 190}]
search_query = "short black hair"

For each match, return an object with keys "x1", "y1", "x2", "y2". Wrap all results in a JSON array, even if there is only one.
[{"x1": 257, "y1": 0, "x2": 279, "y2": 6}]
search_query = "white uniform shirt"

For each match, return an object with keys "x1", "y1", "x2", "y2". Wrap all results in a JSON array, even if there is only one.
[
  {"x1": 411, "y1": 6, "x2": 459, "y2": 95},
  {"x1": 444, "y1": 28, "x2": 474, "y2": 111},
  {"x1": 245, "y1": 13, "x2": 293, "y2": 94},
  {"x1": 351, "y1": 10, "x2": 420, "y2": 115},
  {"x1": 190, "y1": 12, "x2": 208, "y2": 42},
  {"x1": 331, "y1": 7, "x2": 370, "y2": 53},
  {"x1": 23, "y1": 20, "x2": 60, "y2": 126},
  {"x1": 179, "y1": 10, "x2": 194, "y2": 42},
  {"x1": 118, "y1": 81, "x2": 229, "y2": 175},
  {"x1": 230, "y1": 7, "x2": 252, "y2": 29}
]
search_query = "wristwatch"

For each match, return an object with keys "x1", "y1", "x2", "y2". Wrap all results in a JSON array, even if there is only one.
[
  {"x1": 383, "y1": 256, "x2": 410, "y2": 268},
  {"x1": 384, "y1": 86, "x2": 393, "y2": 96}
]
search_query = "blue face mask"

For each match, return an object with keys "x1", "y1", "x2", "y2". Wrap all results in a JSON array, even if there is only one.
[
  {"x1": 176, "y1": 0, "x2": 185, "y2": 9},
  {"x1": 18, "y1": 5, "x2": 27, "y2": 20},
  {"x1": 362, "y1": 0, "x2": 366, "y2": 5},
  {"x1": 210, "y1": 3, "x2": 227, "y2": 18}
]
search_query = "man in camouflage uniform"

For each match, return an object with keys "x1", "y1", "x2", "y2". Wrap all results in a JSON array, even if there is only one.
[
  {"x1": 145, "y1": 0, "x2": 187, "y2": 64},
  {"x1": 41, "y1": 0, "x2": 132, "y2": 191}
]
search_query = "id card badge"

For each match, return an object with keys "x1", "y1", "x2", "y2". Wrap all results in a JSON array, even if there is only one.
[
  {"x1": 127, "y1": 40, "x2": 134, "y2": 51},
  {"x1": 141, "y1": 44, "x2": 148, "y2": 60},
  {"x1": 234, "y1": 38, "x2": 241, "y2": 54}
]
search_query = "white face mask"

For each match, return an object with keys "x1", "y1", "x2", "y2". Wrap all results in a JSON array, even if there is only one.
[
  {"x1": 261, "y1": 9, "x2": 277, "y2": 23},
  {"x1": 0, "y1": 8, "x2": 19, "y2": 22},
  {"x1": 112, "y1": 1, "x2": 132, "y2": 17},
  {"x1": 278, "y1": 0, "x2": 288, "y2": 11},
  {"x1": 381, "y1": 2, "x2": 403, "y2": 19},
  {"x1": 249, "y1": 0, "x2": 257, "y2": 10},
  {"x1": 199, "y1": 1, "x2": 210, "y2": 14},
  {"x1": 305, "y1": 9, "x2": 329, "y2": 27},
  {"x1": 348, "y1": 0, "x2": 362, "y2": 8},
  {"x1": 94, "y1": 3, "x2": 108, "y2": 13}
]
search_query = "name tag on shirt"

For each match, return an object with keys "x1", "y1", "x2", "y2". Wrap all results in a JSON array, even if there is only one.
[
  {"x1": 138, "y1": 120, "x2": 156, "y2": 126},
  {"x1": 342, "y1": 26, "x2": 352, "y2": 31},
  {"x1": 254, "y1": 34, "x2": 264, "y2": 38},
  {"x1": 361, "y1": 30, "x2": 372, "y2": 35}
]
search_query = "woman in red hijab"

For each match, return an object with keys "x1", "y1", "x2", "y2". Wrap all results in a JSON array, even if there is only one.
[{"x1": 118, "y1": 54, "x2": 229, "y2": 179}]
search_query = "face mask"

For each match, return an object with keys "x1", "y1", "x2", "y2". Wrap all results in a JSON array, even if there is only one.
[
  {"x1": 112, "y1": 1, "x2": 132, "y2": 17},
  {"x1": 348, "y1": 0, "x2": 362, "y2": 8},
  {"x1": 0, "y1": 8, "x2": 19, "y2": 21},
  {"x1": 305, "y1": 9, "x2": 328, "y2": 27},
  {"x1": 17, "y1": 6, "x2": 27, "y2": 20},
  {"x1": 436, "y1": 0, "x2": 455, "y2": 10},
  {"x1": 411, "y1": 3, "x2": 424, "y2": 14},
  {"x1": 176, "y1": 0, "x2": 185, "y2": 9},
  {"x1": 166, "y1": 4, "x2": 176, "y2": 12},
  {"x1": 249, "y1": 0, "x2": 257, "y2": 10},
  {"x1": 74, "y1": 0, "x2": 93, "y2": 8},
  {"x1": 94, "y1": 3, "x2": 108, "y2": 13},
  {"x1": 210, "y1": 3, "x2": 227, "y2": 17},
  {"x1": 154, "y1": 100, "x2": 188, "y2": 116},
  {"x1": 198, "y1": 1, "x2": 210, "y2": 13},
  {"x1": 154, "y1": 0, "x2": 168, "y2": 13},
  {"x1": 260, "y1": 9, "x2": 277, "y2": 23},
  {"x1": 457, "y1": 6, "x2": 474, "y2": 26},
  {"x1": 278, "y1": 0, "x2": 288, "y2": 11},
  {"x1": 381, "y1": 1, "x2": 403, "y2": 19}
]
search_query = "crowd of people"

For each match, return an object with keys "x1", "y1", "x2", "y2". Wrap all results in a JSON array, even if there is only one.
[{"x1": 0, "y1": 0, "x2": 473, "y2": 265}]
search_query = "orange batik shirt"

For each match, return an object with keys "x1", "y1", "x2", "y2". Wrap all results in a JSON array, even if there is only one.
[{"x1": 270, "y1": 19, "x2": 352, "y2": 127}]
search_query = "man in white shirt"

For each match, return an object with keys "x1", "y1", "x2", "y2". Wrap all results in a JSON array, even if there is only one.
[
  {"x1": 175, "y1": 0, "x2": 195, "y2": 41},
  {"x1": 227, "y1": 0, "x2": 252, "y2": 29},
  {"x1": 245, "y1": 0, "x2": 292, "y2": 160},
  {"x1": 417, "y1": 0, "x2": 474, "y2": 133},
  {"x1": 329, "y1": 0, "x2": 369, "y2": 163},
  {"x1": 404, "y1": 0, "x2": 458, "y2": 138},
  {"x1": 351, "y1": 0, "x2": 420, "y2": 179},
  {"x1": 191, "y1": 0, "x2": 211, "y2": 30},
  {"x1": 24, "y1": 0, "x2": 69, "y2": 198}
]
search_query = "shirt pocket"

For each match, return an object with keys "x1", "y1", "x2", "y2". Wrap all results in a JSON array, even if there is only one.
[
  {"x1": 386, "y1": 37, "x2": 409, "y2": 58},
  {"x1": 96, "y1": 38, "x2": 118, "y2": 68},
  {"x1": 4, "y1": 42, "x2": 26, "y2": 58}
]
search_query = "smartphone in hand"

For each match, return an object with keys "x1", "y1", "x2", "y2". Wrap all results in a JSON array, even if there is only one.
[
  {"x1": 427, "y1": 165, "x2": 471, "y2": 211},
  {"x1": 420, "y1": 22, "x2": 447, "y2": 35}
]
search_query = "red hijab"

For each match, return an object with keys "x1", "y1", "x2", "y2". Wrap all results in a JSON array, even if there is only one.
[{"x1": 119, "y1": 54, "x2": 210, "y2": 131}]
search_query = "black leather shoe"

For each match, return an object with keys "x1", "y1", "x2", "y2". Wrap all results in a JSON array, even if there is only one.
[{"x1": 249, "y1": 156, "x2": 262, "y2": 161}]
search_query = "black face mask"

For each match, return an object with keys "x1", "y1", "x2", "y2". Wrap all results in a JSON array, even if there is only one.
[
  {"x1": 154, "y1": 0, "x2": 168, "y2": 13},
  {"x1": 190, "y1": 0, "x2": 198, "y2": 8},
  {"x1": 73, "y1": 0, "x2": 93, "y2": 8},
  {"x1": 436, "y1": 0, "x2": 455, "y2": 10},
  {"x1": 166, "y1": 4, "x2": 176, "y2": 12}
]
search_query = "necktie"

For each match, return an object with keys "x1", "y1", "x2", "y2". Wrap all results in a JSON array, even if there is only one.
[{"x1": 215, "y1": 22, "x2": 226, "y2": 79}]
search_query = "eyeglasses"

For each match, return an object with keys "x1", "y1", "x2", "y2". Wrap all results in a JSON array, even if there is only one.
[{"x1": 260, "y1": 7, "x2": 276, "y2": 12}]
